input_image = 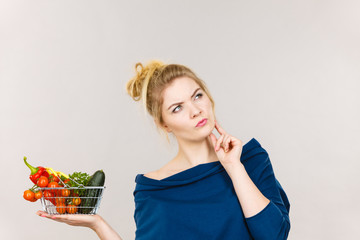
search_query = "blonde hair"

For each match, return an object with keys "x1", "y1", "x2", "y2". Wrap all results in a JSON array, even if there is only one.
[{"x1": 126, "y1": 60, "x2": 215, "y2": 143}]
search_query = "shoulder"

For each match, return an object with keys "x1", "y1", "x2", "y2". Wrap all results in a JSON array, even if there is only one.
[
  {"x1": 143, "y1": 161, "x2": 173, "y2": 179},
  {"x1": 241, "y1": 138, "x2": 272, "y2": 174},
  {"x1": 143, "y1": 170, "x2": 161, "y2": 180},
  {"x1": 143, "y1": 160, "x2": 182, "y2": 180},
  {"x1": 241, "y1": 138, "x2": 265, "y2": 162},
  {"x1": 144, "y1": 168, "x2": 177, "y2": 181}
]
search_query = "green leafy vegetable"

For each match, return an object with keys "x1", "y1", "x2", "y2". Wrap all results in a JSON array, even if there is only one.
[
  {"x1": 68, "y1": 172, "x2": 90, "y2": 186},
  {"x1": 67, "y1": 171, "x2": 91, "y2": 196}
]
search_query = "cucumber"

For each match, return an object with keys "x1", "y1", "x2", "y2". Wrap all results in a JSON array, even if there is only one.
[
  {"x1": 87, "y1": 169, "x2": 105, "y2": 186},
  {"x1": 80, "y1": 170, "x2": 105, "y2": 214}
]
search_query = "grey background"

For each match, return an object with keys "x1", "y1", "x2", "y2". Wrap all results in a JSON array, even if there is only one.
[{"x1": 1, "y1": 0, "x2": 359, "y2": 239}]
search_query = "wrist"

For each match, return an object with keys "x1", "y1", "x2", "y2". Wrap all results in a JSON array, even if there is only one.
[
  {"x1": 90, "y1": 214, "x2": 123, "y2": 240},
  {"x1": 90, "y1": 215, "x2": 105, "y2": 233},
  {"x1": 224, "y1": 162, "x2": 245, "y2": 179}
]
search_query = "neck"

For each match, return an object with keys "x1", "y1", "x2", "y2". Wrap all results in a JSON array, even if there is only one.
[{"x1": 173, "y1": 137, "x2": 218, "y2": 168}]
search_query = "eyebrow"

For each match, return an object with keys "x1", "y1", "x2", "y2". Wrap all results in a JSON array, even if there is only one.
[{"x1": 167, "y1": 87, "x2": 201, "y2": 111}]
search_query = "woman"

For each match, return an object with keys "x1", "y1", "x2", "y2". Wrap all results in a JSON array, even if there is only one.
[{"x1": 37, "y1": 60, "x2": 291, "y2": 239}]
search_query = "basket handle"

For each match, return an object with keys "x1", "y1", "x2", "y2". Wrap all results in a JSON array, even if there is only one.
[{"x1": 45, "y1": 167, "x2": 84, "y2": 188}]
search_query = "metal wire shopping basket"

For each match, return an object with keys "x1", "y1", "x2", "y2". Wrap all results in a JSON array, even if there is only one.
[{"x1": 39, "y1": 176, "x2": 105, "y2": 215}]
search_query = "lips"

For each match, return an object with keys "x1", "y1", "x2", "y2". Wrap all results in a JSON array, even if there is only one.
[{"x1": 196, "y1": 118, "x2": 207, "y2": 127}]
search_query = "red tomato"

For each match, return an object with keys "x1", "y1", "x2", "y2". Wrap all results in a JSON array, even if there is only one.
[
  {"x1": 43, "y1": 190, "x2": 52, "y2": 200},
  {"x1": 72, "y1": 197, "x2": 81, "y2": 206},
  {"x1": 23, "y1": 190, "x2": 35, "y2": 201},
  {"x1": 47, "y1": 181, "x2": 60, "y2": 196},
  {"x1": 66, "y1": 205, "x2": 77, "y2": 214},
  {"x1": 55, "y1": 197, "x2": 66, "y2": 205},
  {"x1": 43, "y1": 190, "x2": 55, "y2": 205},
  {"x1": 34, "y1": 191, "x2": 43, "y2": 199},
  {"x1": 37, "y1": 176, "x2": 49, "y2": 188},
  {"x1": 56, "y1": 203, "x2": 66, "y2": 214},
  {"x1": 47, "y1": 182, "x2": 60, "y2": 188},
  {"x1": 61, "y1": 189, "x2": 70, "y2": 197},
  {"x1": 49, "y1": 174, "x2": 60, "y2": 183}
]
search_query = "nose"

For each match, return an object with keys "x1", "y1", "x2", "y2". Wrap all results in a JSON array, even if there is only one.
[
  {"x1": 190, "y1": 105, "x2": 202, "y2": 118},
  {"x1": 193, "y1": 110, "x2": 201, "y2": 118}
]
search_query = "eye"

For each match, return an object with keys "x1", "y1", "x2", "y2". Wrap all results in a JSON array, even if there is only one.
[
  {"x1": 172, "y1": 93, "x2": 203, "y2": 113},
  {"x1": 172, "y1": 105, "x2": 181, "y2": 113},
  {"x1": 195, "y1": 93, "x2": 203, "y2": 99}
]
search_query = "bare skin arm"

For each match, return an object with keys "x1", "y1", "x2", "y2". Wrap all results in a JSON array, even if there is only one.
[
  {"x1": 209, "y1": 120, "x2": 270, "y2": 218},
  {"x1": 36, "y1": 210, "x2": 123, "y2": 240}
]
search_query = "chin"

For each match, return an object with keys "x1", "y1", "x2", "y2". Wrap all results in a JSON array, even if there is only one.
[{"x1": 197, "y1": 125, "x2": 214, "y2": 138}]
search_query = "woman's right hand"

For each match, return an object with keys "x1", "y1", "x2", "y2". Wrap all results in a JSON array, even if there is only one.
[
  {"x1": 36, "y1": 211, "x2": 123, "y2": 240},
  {"x1": 36, "y1": 210, "x2": 101, "y2": 229}
]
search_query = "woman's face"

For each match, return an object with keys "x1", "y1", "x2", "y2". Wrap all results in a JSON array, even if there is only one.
[{"x1": 159, "y1": 76, "x2": 215, "y2": 142}]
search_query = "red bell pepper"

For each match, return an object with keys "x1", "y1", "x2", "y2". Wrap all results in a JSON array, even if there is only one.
[{"x1": 23, "y1": 156, "x2": 49, "y2": 184}]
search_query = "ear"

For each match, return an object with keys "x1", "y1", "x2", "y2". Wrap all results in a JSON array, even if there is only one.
[{"x1": 154, "y1": 119, "x2": 172, "y2": 133}]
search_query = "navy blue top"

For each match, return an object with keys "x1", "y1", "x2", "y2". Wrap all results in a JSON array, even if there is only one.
[{"x1": 133, "y1": 138, "x2": 291, "y2": 239}]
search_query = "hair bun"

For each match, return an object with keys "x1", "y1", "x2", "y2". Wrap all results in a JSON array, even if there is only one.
[{"x1": 126, "y1": 60, "x2": 165, "y2": 101}]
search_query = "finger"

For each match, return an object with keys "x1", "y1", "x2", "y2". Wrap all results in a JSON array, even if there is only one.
[
  {"x1": 215, "y1": 134, "x2": 225, "y2": 151},
  {"x1": 215, "y1": 121, "x2": 227, "y2": 138},
  {"x1": 231, "y1": 137, "x2": 243, "y2": 147},
  {"x1": 50, "y1": 216, "x2": 66, "y2": 222},
  {"x1": 208, "y1": 133, "x2": 217, "y2": 150},
  {"x1": 36, "y1": 210, "x2": 46, "y2": 216},
  {"x1": 50, "y1": 214, "x2": 73, "y2": 222},
  {"x1": 223, "y1": 135, "x2": 231, "y2": 152},
  {"x1": 229, "y1": 137, "x2": 243, "y2": 152},
  {"x1": 37, "y1": 211, "x2": 51, "y2": 218},
  {"x1": 224, "y1": 135, "x2": 232, "y2": 152}
]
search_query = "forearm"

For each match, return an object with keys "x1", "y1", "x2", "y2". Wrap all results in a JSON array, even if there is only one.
[
  {"x1": 91, "y1": 215, "x2": 123, "y2": 240},
  {"x1": 225, "y1": 162, "x2": 270, "y2": 218}
]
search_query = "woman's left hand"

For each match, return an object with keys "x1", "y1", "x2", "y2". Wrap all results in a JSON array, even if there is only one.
[{"x1": 208, "y1": 120, "x2": 243, "y2": 167}]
